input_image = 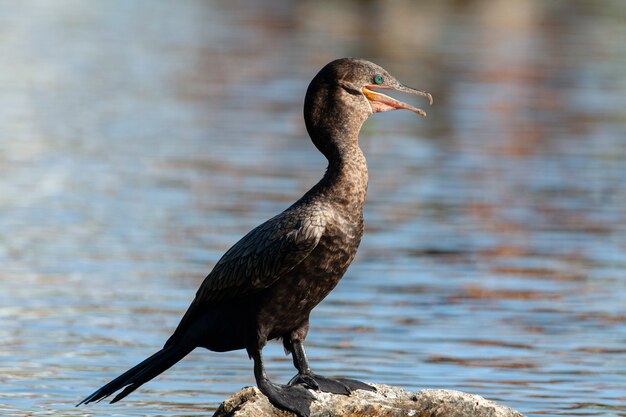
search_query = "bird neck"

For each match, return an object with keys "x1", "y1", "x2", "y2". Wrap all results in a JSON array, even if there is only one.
[{"x1": 308, "y1": 138, "x2": 369, "y2": 214}]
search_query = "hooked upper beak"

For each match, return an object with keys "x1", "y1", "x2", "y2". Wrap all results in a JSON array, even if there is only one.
[{"x1": 362, "y1": 83, "x2": 433, "y2": 116}]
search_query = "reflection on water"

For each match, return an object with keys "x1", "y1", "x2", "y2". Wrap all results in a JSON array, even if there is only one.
[{"x1": 1, "y1": 1, "x2": 625, "y2": 416}]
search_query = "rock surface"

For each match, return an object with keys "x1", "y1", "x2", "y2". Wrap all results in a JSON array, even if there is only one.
[{"x1": 212, "y1": 383, "x2": 526, "y2": 417}]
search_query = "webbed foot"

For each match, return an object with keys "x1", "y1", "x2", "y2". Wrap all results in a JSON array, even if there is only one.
[
  {"x1": 258, "y1": 379, "x2": 316, "y2": 417},
  {"x1": 289, "y1": 372, "x2": 375, "y2": 395}
]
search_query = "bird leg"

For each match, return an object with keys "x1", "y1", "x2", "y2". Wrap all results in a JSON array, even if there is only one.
[
  {"x1": 250, "y1": 348, "x2": 315, "y2": 417},
  {"x1": 287, "y1": 340, "x2": 375, "y2": 395}
]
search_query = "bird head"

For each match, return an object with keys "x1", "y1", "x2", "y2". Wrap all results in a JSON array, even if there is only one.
[{"x1": 304, "y1": 58, "x2": 432, "y2": 156}]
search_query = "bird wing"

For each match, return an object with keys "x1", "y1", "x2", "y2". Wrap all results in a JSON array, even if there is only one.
[
  {"x1": 196, "y1": 211, "x2": 325, "y2": 302},
  {"x1": 167, "y1": 209, "x2": 325, "y2": 344}
]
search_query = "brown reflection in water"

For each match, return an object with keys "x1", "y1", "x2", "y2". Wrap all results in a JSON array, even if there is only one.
[
  {"x1": 464, "y1": 339, "x2": 534, "y2": 350},
  {"x1": 449, "y1": 285, "x2": 560, "y2": 302},
  {"x1": 489, "y1": 266, "x2": 585, "y2": 282},
  {"x1": 427, "y1": 355, "x2": 538, "y2": 369}
]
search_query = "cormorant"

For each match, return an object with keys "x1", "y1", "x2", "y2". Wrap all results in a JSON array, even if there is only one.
[{"x1": 78, "y1": 58, "x2": 432, "y2": 417}]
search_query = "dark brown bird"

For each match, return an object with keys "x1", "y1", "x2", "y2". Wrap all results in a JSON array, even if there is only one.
[{"x1": 78, "y1": 58, "x2": 432, "y2": 417}]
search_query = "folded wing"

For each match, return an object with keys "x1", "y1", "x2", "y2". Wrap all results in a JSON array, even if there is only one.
[{"x1": 166, "y1": 210, "x2": 325, "y2": 346}]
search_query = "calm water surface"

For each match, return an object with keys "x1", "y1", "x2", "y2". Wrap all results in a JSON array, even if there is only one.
[{"x1": 1, "y1": 1, "x2": 625, "y2": 416}]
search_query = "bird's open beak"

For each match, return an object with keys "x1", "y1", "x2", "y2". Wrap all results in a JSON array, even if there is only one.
[{"x1": 363, "y1": 84, "x2": 433, "y2": 116}]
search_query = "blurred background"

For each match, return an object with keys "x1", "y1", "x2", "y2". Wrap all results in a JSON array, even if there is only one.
[{"x1": 1, "y1": 1, "x2": 625, "y2": 416}]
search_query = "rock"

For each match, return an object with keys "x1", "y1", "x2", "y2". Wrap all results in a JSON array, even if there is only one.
[{"x1": 212, "y1": 383, "x2": 526, "y2": 417}]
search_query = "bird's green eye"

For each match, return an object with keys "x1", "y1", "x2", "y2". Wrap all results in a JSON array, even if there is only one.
[{"x1": 374, "y1": 75, "x2": 384, "y2": 84}]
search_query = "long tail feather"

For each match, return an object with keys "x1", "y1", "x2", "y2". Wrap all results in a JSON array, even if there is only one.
[{"x1": 77, "y1": 344, "x2": 194, "y2": 406}]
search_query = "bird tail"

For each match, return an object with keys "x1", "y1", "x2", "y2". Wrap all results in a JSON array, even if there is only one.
[{"x1": 77, "y1": 344, "x2": 194, "y2": 406}]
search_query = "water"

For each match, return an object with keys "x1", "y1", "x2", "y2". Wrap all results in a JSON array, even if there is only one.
[{"x1": 1, "y1": 1, "x2": 625, "y2": 416}]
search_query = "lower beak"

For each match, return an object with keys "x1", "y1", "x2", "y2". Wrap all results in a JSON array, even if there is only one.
[{"x1": 363, "y1": 84, "x2": 433, "y2": 116}]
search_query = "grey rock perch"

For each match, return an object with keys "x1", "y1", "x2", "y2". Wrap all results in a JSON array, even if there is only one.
[{"x1": 213, "y1": 383, "x2": 526, "y2": 417}]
